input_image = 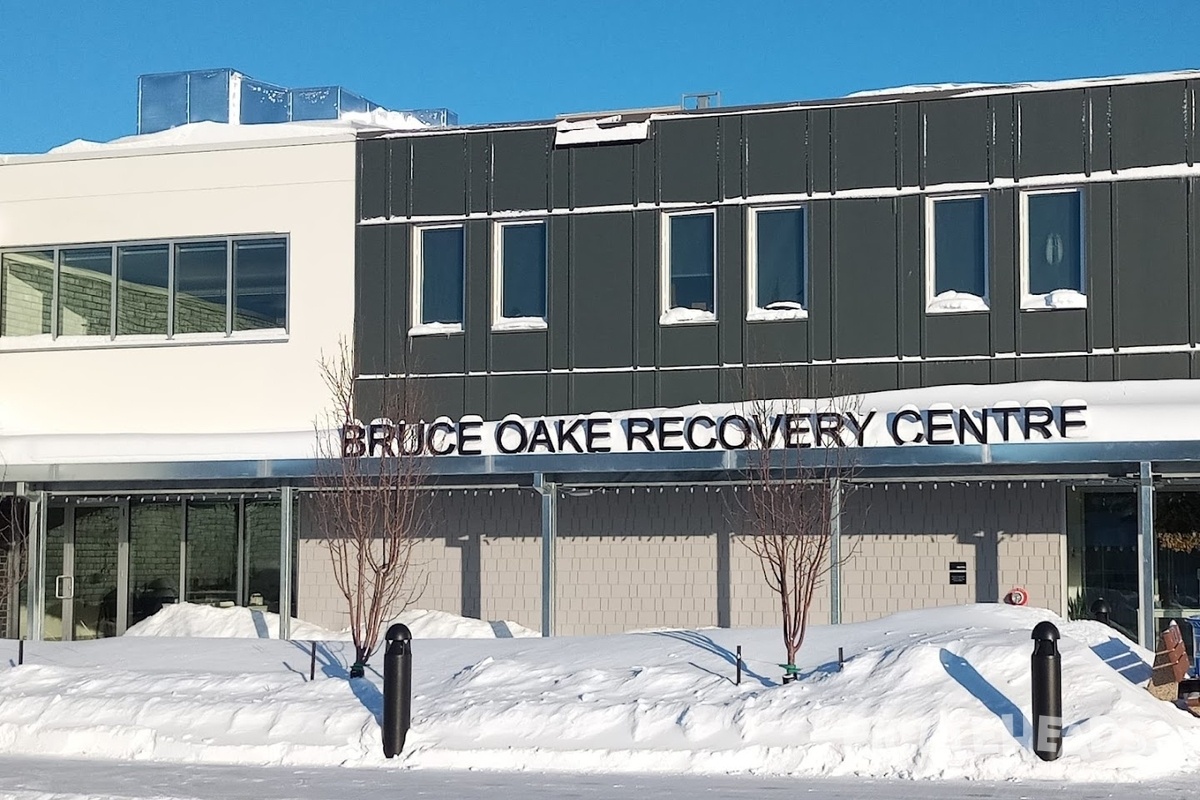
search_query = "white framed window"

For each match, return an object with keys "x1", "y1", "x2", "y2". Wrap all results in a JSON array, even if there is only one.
[
  {"x1": 661, "y1": 209, "x2": 716, "y2": 324},
  {"x1": 926, "y1": 194, "x2": 989, "y2": 313},
  {"x1": 411, "y1": 224, "x2": 465, "y2": 335},
  {"x1": 492, "y1": 220, "x2": 547, "y2": 331},
  {"x1": 1021, "y1": 188, "x2": 1086, "y2": 310},
  {"x1": 747, "y1": 205, "x2": 807, "y2": 321}
]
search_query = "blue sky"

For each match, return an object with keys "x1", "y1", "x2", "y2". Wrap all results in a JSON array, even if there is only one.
[{"x1": 0, "y1": 1, "x2": 1196, "y2": 153}]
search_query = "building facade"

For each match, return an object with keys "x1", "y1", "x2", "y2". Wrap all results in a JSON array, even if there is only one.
[{"x1": 5, "y1": 71, "x2": 1200, "y2": 647}]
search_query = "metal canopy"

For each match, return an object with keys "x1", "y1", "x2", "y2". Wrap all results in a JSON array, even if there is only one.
[{"x1": 4, "y1": 439, "x2": 1200, "y2": 491}]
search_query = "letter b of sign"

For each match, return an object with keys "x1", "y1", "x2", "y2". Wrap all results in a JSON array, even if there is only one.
[{"x1": 341, "y1": 422, "x2": 366, "y2": 457}]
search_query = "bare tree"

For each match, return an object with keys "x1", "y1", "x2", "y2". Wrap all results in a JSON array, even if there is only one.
[
  {"x1": 738, "y1": 374, "x2": 860, "y2": 683},
  {"x1": 312, "y1": 339, "x2": 427, "y2": 678}
]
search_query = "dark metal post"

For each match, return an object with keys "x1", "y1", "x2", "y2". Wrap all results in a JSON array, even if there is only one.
[
  {"x1": 17, "y1": 640, "x2": 23, "y2": 666},
  {"x1": 383, "y1": 623, "x2": 413, "y2": 759},
  {"x1": 1031, "y1": 621, "x2": 1062, "y2": 761},
  {"x1": 310, "y1": 641, "x2": 317, "y2": 681},
  {"x1": 735, "y1": 645, "x2": 742, "y2": 685},
  {"x1": 838, "y1": 647, "x2": 844, "y2": 671},
  {"x1": 1090, "y1": 598, "x2": 1110, "y2": 627}
]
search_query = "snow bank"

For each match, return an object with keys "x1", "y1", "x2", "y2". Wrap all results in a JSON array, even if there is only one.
[
  {"x1": 0, "y1": 604, "x2": 1195, "y2": 780},
  {"x1": 124, "y1": 602, "x2": 538, "y2": 640}
]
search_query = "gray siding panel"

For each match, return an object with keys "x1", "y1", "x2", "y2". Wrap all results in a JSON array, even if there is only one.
[
  {"x1": 1117, "y1": 352, "x2": 1190, "y2": 380},
  {"x1": 657, "y1": 118, "x2": 720, "y2": 202},
  {"x1": 1086, "y1": 184, "x2": 1114, "y2": 350},
  {"x1": 465, "y1": 376, "x2": 487, "y2": 417},
  {"x1": 745, "y1": 320, "x2": 808, "y2": 364},
  {"x1": 658, "y1": 369, "x2": 720, "y2": 407},
  {"x1": 355, "y1": 226, "x2": 387, "y2": 376},
  {"x1": 990, "y1": 189, "x2": 1017, "y2": 355},
  {"x1": 923, "y1": 359, "x2": 990, "y2": 386},
  {"x1": 417, "y1": 377, "x2": 466, "y2": 420},
  {"x1": 572, "y1": 144, "x2": 637, "y2": 208},
  {"x1": 468, "y1": 134, "x2": 490, "y2": 215},
  {"x1": 492, "y1": 130, "x2": 551, "y2": 212},
  {"x1": 1019, "y1": 309, "x2": 1087, "y2": 355},
  {"x1": 549, "y1": 217, "x2": 570, "y2": 370},
  {"x1": 1017, "y1": 89, "x2": 1087, "y2": 178},
  {"x1": 718, "y1": 206, "x2": 744, "y2": 366},
  {"x1": 808, "y1": 201, "x2": 833, "y2": 360},
  {"x1": 743, "y1": 110, "x2": 807, "y2": 197},
  {"x1": 810, "y1": 110, "x2": 832, "y2": 194},
  {"x1": 489, "y1": 374, "x2": 548, "y2": 418},
  {"x1": 1113, "y1": 179, "x2": 1189, "y2": 347},
  {"x1": 993, "y1": 95, "x2": 1016, "y2": 180},
  {"x1": 720, "y1": 115, "x2": 744, "y2": 199},
  {"x1": 924, "y1": 313, "x2": 991, "y2": 358},
  {"x1": 837, "y1": 363, "x2": 899, "y2": 395},
  {"x1": 551, "y1": 147, "x2": 570, "y2": 211},
  {"x1": 923, "y1": 97, "x2": 990, "y2": 185},
  {"x1": 832, "y1": 198, "x2": 897, "y2": 358},
  {"x1": 410, "y1": 334, "x2": 466, "y2": 375},
  {"x1": 634, "y1": 211, "x2": 659, "y2": 366},
  {"x1": 571, "y1": 214, "x2": 635, "y2": 369},
  {"x1": 833, "y1": 104, "x2": 896, "y2": 191},
  {"x1": 659, "y1": 325, "x2": 718, "y2": 368},
  {"x1": 359, "y1": 139, "x2": 387, "y2": 221},
  {"x1": 898, "y1": 103, "x2": 921, "y2": 187},
  {"x1": 745, "y1": 365, "x2": 811, "y2": 399},
  {"x1": 1111, "y1": 82, "x2": 1188, "y2": 170},
  {"x1": 897, "y1": 195, "x2": 923, "y2": 357},
  {"x1": 490, "y1": 331, "x2": 548, "y2": 373},
  {"x1": 387, "y1": 139, "x2": 411, "y2": 218},
  {"x1": 384, "y1": 225, "x2": 410, "y2": 375},
  {"x1": 571, "y1": 373, "x2": 634, "y2": 415},
  {"x1": 1017, "y1": 355, "x2": 1088, "y2": 382},
  {"x1": 411, "y1": 134, "x2": 468, "y2": 217},
  {"x1": 466, "y1": 220, "x2": 490, "y2": 374}
]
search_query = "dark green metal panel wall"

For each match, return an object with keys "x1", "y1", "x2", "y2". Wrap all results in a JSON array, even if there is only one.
[{"x1": 353, "y1": 79, "x2": 1200, "y2": 418}]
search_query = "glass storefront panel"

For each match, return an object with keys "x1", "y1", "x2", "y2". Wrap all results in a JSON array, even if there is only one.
[
  {"x1": 1077, "y1": 492, "x2": 1140, "y2": 640},
  {"x1": 1, "y1": 250, "x2": 54, "y2": 336},
  {"x1": 57, "y1": 247, "x2": 113, "y2": 337},
  {"x1": 243, "y1": 500, "x2": 281, "y2": 612},
  {"x1": 72, "y1": 507, "x2": 121, "y2": 640},
  {"x1": 185, "y1": 502, "x2": 238, "y2": 606},
  {"x1": 117, "y1": 244, "x2": 170, "y2": 335},
  {"x1": 1155, "y1": 491, "x2": 1200, "y2": 617},
  {"x1": 128, "y1": 502, "x2": 181, "y2": 628}
]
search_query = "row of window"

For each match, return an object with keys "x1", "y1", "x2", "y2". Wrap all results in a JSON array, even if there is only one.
[
  {"x1": 0, "y1": 236, "x2": 288, "y2": 340},
  {"x1": 410, "y1": 188, "x2": 1087, "y2": 333}
]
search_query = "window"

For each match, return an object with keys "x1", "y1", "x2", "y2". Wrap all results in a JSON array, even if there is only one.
[
  {"x1": 412, "y1": 225, "x2": 465, "y2": 334},
  {"x1": 0, "y1": 235, "x2": 288, "y2": 344},
  {"x1": 748, "y1": 206, "x2": 806, "y2": 321},
  {"x1": 662, "y1": 211, "x2": 716, "y2": 323},
  {"x1": 927, "y1": 195, "x2": 988, "y2": 313},
  {"x1": 233, "y1": 239, "x2": 288, "y2": 330},
  {"x1": 1022, "y1": 189, "x2": 1085, "y2": 310},
  {"x1": 494, "y1": 221, "x2": 547, "y2": 330}
]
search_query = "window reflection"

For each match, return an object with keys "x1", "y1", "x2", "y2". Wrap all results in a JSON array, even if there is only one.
[
  {"x1": 174, "y1": 241, "x2": 228, "y2": 334},
  {"x1": 0, "y1": 251, "x2": 54, "y2": 336},
  {"x1": 501, "y1": 223, "x2": 546, "y2": 319},
  {"x1": 669, "y1": 213, "x2": 715, "y2": 312},
  {"x1": 58, "y1": 248, "x2": 113, "y2": 336},
  {"x1": 117, "y1": 245, "x2": 170, "y2": 335},
  {"x1": 233, "y1": 239, "x2": 287, "y2": 330}
]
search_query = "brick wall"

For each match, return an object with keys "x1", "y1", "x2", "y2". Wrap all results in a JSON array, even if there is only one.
[{"x1": 294, "y1": 482, "x2": 1066, "y2": 635}]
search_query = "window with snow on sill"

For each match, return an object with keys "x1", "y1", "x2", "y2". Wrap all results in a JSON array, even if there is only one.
[
  {"x1": 748, "y1": 301, "x2": 808, "y2": 321},
  {"x1": 927, "y1": 290, "x2": 989, "y2": 313},
  {"x1": 493, "y1": 316, "x2": 548, "y2": 332},
  {"x1": 409, "y1": 322, "x2": 463, "y2": 336},
  {"x1": 660, "y1": 307, "x2": 717, "y2": 325},
  {"x1": 1022, "y1": 288, "x2": 1088, "y2": 310}
]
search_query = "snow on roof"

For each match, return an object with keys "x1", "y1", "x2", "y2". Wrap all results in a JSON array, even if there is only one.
[
  {"x1": 0, "y1": 109, "x2": 430, "y2": 162},
  {"x1": 843, "y1": 69, "x2": 1200, "y2": 101}
]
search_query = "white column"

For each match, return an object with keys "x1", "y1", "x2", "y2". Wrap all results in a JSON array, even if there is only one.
[{"x1": 279, "y1": 486, "x2": 295, "y2": 640}]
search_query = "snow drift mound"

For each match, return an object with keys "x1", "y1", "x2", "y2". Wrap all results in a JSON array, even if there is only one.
[
  {"x1": 1, "y1": 604, "x2": 1195, "y2": 781},
  {"x1": 123, "y1": 602, "x2": 538, "y2": 640}
]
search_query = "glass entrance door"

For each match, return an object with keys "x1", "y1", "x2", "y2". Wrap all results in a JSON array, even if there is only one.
[
  {"x1": 47, "y1": 505, "x2": 124, "y2": 641},
  {"x1": 1076, "y1": 492, "x2": 1140, "y2": 640}
]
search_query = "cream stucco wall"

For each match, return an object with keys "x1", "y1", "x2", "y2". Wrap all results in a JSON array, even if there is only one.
[{"x1": 0, "y1": 135, "x2": 357, "y2": 438}]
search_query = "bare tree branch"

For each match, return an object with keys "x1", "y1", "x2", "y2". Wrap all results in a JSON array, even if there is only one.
[{"x1": 311, "y1": 338, "x2": 427, "y2": 676}]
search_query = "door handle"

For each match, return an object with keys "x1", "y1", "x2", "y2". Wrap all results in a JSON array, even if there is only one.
[{"x1": 54, "y1": 575, "x2": 74, "y2": 600}]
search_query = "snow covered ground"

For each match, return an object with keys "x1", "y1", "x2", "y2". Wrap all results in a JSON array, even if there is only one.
[{"x1": 0, "y1": 603, "x2": 1193, "y2": 787}]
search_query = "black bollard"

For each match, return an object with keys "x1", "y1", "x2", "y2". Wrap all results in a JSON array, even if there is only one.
[
  {"x1": 382, "y1": 623, "x2": 413, "y2": 759},
  {"x1": 1031, "y1": 621, "x2": 1062, "y2": 761},
  {"x1": 735, "y1": 645, "x2": 742, "y2": 686},
  {"x1": 17, "y1": 639, "x2": 22, "y2": 666},
  {"x1": 1090, "y1": 598, "x2": 1111, "y2": 627}
]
